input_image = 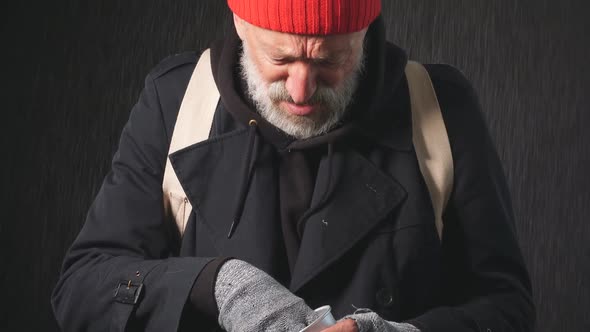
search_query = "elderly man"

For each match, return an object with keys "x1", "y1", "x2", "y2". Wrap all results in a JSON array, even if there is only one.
[{"x1": 52, "y1": 1, "x2": 534, "y2": 331}]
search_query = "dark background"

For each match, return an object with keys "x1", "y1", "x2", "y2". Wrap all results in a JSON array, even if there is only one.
[{"x1": 2, "y1": 0, "x2": 588, "y2": 331}]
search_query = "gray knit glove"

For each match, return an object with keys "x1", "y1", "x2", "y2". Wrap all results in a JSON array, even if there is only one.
[
  {"x1": 344, "y1": 312, "x2": 420, "y2": 332},
  {"x1": 215, "y1": 259, "x2": 320, "y2": 332}
]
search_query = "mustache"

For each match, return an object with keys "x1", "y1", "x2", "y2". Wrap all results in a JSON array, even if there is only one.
[{"x1": 267, "y1": 81, "x2": 341, "y2": 107}]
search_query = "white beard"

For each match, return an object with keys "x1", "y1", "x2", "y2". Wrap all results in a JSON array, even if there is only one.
[{"x1": 240, "y1": 43, "x2": 364, "y2": 140}]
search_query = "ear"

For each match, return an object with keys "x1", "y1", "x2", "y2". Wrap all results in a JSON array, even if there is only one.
[{"x1": 233, "y1": 14, "x2": 246, "y2": 41}]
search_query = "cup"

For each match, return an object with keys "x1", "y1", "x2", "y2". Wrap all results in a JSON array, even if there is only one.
[{"x1": 299, "y1": 305, "x2": 337, "y2": 332}]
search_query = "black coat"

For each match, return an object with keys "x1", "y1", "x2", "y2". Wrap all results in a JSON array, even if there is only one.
[{"x1": 52, "y1": 24, "x2": 534, "y2": 332}]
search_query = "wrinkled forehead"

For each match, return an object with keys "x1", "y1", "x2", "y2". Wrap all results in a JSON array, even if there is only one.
[{"x1": 244, "y1": 20, "x2": 367, "y2": 60}]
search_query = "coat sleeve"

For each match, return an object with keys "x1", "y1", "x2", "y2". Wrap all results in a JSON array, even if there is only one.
[
  {"x1": 406, "y1": 65, "x2": 535, "y2": 332},
  {"x1": 51, "y1": 67, "x2": 214, "y2": 331}
]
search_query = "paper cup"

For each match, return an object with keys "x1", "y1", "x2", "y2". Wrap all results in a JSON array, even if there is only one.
[{"x1": 299, "y1": 305, "x2": 336, "y2": 332}]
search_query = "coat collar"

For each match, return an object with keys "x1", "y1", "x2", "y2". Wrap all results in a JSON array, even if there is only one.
[
  {"x1": 170, "y1": 128, "x2": 290, "y2": 276},
  {"x1": 170, "y1": 128, "x2": 408, "y2": 290},
  {"x1": 288, "y1": 147, "x2": 407, "y2": 292}
]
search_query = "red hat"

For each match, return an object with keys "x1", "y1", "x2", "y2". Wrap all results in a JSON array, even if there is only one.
[{"x1": 227, "y1": 0, "x2": 381, "y2": 35}]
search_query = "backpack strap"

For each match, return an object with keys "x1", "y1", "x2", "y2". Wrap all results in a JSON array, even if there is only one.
[
  {"x1": 162, "y1": 49, "x2": 219, "y2": 237},
  {"x1": 405, "y1": 61, "x2": 454, "y2": 241}
]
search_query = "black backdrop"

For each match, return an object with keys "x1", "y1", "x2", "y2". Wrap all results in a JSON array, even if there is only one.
[{"x1": 2, "y1": 1, "x2": 588, "y2": 331}]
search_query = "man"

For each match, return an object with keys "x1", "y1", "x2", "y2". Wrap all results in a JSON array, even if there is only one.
[{"x1": 52, "y1": 0, "x2": 535, "y2": 331}]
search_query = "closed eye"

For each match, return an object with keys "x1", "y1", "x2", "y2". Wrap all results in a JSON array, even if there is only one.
[{"x1": 314, "y1": 59, "x2": 341, "y2": 68}]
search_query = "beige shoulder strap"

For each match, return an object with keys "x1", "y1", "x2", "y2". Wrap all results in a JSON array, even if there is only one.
[
  {"x1": 162, "y1": 49, "x2": 220, "y2": 237},
  {"x1": 405, "y1": 61, "x2": 454, "y2": 241}
]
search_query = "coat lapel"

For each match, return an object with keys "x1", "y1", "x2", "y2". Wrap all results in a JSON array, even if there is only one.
[
  {"x1": 289, "y1": 148, "x2": 408, "y2": 292},
  {"x1": 169, "y1": 128, "x2": 287, "y2": 275},
  {"x1": 169, "y1": 123, "x2": 411, "y2": 289}
]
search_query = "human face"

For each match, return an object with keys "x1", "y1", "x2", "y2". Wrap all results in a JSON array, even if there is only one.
[{"x1": 234, "y1": 15, "x2": 367, "y2": 139}]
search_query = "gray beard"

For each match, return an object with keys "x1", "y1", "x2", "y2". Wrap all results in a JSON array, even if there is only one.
[{"x1": 240, "y1": 43, "x2": 364, "y2": 140}]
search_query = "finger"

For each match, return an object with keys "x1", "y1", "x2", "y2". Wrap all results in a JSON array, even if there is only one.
[{"x1": 321, "y1": 319, "x2": 358, "y2": 332}]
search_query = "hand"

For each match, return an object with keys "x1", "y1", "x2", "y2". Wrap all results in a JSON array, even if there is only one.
[
  {"x1": 342, "y1": 312, "x2": 420, "y2": 332},
  {"x1": 321, "y1": 319, "x2": 359, "y2": 332},
  {"x1": 215, "y1": 259, "x2": 319, "y2": 332}
]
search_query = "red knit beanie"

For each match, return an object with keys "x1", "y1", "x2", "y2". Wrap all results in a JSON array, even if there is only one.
[{"x1": 227, "y1": 0, "x2": 381, "y2": 35}]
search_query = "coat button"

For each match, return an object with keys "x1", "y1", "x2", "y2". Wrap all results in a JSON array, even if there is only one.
[{"x1": 376, "y1": 288, "x2": 393, "y2": 307}]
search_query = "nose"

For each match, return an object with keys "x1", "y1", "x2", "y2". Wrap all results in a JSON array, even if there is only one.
[{"x1": 285, "y1": 62, "x2": 317, "y2": 104}]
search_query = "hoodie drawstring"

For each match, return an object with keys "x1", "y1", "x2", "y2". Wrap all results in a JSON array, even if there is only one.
[{"x1": 228, "y1": 120, "x2": 259, "y2": 238}]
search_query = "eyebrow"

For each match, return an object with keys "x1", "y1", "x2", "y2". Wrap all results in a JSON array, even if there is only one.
[
  {"x1": 259, "y1": 35, "x2": 350, "y2": 58},
  {"x1": 267, "y1": 47, "x2": 351, "y2": 63}
]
